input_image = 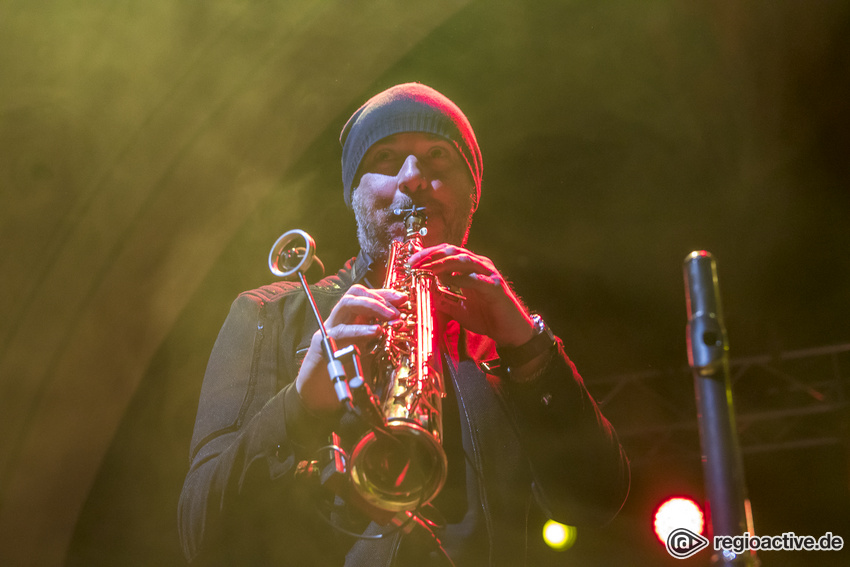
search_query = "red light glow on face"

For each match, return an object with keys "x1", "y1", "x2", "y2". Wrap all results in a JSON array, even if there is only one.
[{"x1": 653, "y1": 497, "x2": 705, "y2": 544}]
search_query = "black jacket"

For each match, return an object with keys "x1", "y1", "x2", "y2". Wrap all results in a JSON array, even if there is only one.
[{"x1": 178, "y1": 255, "x2": 629, "y2": 566}]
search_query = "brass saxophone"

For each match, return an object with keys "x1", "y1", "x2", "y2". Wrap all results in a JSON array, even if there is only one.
[
  {"x1": 268, "y1": 210, "x2": 451, "y2": 525},
  {"x1": 346, "y1": 206, "x2": 449, "y2": 517}
]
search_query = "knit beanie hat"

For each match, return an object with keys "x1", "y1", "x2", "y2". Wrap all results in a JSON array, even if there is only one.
[{"x1": 339, "y1": 83, "x2": 483, "y2": 210}]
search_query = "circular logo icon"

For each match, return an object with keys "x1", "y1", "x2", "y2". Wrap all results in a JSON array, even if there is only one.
[{"x1": 666, "y1": 527, "x2": 710, "y2": 559}]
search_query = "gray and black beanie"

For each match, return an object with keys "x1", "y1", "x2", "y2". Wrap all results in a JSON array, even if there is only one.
[{"x1": 339, "y1": 82, "x2": 483, "y2": 210}]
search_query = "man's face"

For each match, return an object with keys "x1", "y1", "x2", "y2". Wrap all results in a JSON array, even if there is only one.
[{"x1": 351, "y1": 132, "x2": 476, "y2": 265}]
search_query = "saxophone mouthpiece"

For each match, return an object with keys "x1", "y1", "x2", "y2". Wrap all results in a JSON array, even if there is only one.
[
  {"x1": 392, "y1": 205, "x2": 426, "y2": 218},
  {"x1": 391, "y1": 206, "x2": 427, "y2": 238}
]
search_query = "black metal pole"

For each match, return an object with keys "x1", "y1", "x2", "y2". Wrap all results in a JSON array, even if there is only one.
[{"x1": 684, "y1": 251, "x2": 759, "y2": 566}]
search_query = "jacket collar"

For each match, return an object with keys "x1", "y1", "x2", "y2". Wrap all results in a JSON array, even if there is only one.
[{"x1": 351, "y1": 248, "x2": 379, "y2": 289}]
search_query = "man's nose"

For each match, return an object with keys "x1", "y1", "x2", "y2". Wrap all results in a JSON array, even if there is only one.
[{"x1": 397, "y1": 154, "x2": 428, "y2": 194}]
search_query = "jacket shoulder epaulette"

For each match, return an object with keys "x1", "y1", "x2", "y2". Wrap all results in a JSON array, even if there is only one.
[
  {"x1": 237, "y1": 281, "x2": 302, "y2": 306},
  {"x1": 236, "y1": 257, "x2": 357, "y2": 307}
]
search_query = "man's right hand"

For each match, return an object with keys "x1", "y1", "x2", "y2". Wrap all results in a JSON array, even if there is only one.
[{"x1": 295, "y1": 284, "x2": 405, "y2": 414}]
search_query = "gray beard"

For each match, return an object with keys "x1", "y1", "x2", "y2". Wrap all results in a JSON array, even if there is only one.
[{"x1": 352, "y1": 190, "x2": 474, "y2": 267}]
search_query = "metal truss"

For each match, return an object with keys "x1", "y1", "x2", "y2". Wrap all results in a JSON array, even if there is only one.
[{"x1": 587, "y1": 344, "x2": 850, "y2": 466}]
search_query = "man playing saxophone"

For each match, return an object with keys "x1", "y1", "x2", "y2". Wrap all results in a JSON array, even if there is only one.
[{"x1": 179, "y1": 83, "x2": 630, "y2": 566}]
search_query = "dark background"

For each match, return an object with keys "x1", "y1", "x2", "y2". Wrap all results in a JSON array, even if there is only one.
[{"x1": 1, "y1": 1, "x2": 848, "y2": 565}]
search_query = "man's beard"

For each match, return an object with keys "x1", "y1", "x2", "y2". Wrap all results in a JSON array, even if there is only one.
[{"x1": 352, "y1": 190, "x2": 474, "y2": 266}]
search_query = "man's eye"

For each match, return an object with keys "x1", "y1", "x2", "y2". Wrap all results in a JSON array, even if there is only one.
[
  {"x1": 428, "y1": 146, "x2": 447, "y2": 159},
  {"x1": 374, "y1": 150, "x2": 393, "y2": 161}
]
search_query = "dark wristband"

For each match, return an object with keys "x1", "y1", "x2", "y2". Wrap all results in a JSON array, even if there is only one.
[{"x1": 497, "y1": 314, "x2": 556, "y2": 368}]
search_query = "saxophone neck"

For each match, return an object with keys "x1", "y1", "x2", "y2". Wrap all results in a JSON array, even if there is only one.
[
  {"x1": 405, "y1": 213, "x2": 426, "y2": 240},
  {"x1": 393, "y1": 205, "x2": 427, "y2": 242},
  {"x1": 381, "y1": 205, "x2": 428, "y2": 288}
]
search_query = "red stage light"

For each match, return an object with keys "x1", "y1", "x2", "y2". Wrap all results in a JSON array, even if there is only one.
[{"x1": 653, "y1": 496, "x2": 705, "y2": 544}]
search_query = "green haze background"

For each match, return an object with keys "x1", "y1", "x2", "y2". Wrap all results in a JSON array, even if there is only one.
[{"x1": 2, "y1": 2, "x2": 848, "y2": 565}]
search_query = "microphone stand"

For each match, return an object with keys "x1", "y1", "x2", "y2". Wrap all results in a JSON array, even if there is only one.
[{"x1": 268, "y1": 230, "x2": 384, "y2": 426}]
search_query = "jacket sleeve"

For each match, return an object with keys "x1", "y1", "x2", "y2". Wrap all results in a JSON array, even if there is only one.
[
  {"x1": 177, "y1": 293, "x2": 335, "y2": 563},
  {"x1": 500, "y1": 338, "x2": 630, "y2": 527}
]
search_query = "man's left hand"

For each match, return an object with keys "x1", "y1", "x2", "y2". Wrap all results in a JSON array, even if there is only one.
[{"x1": 408, "y1": 244, "x2": 535, "y2": 348}]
